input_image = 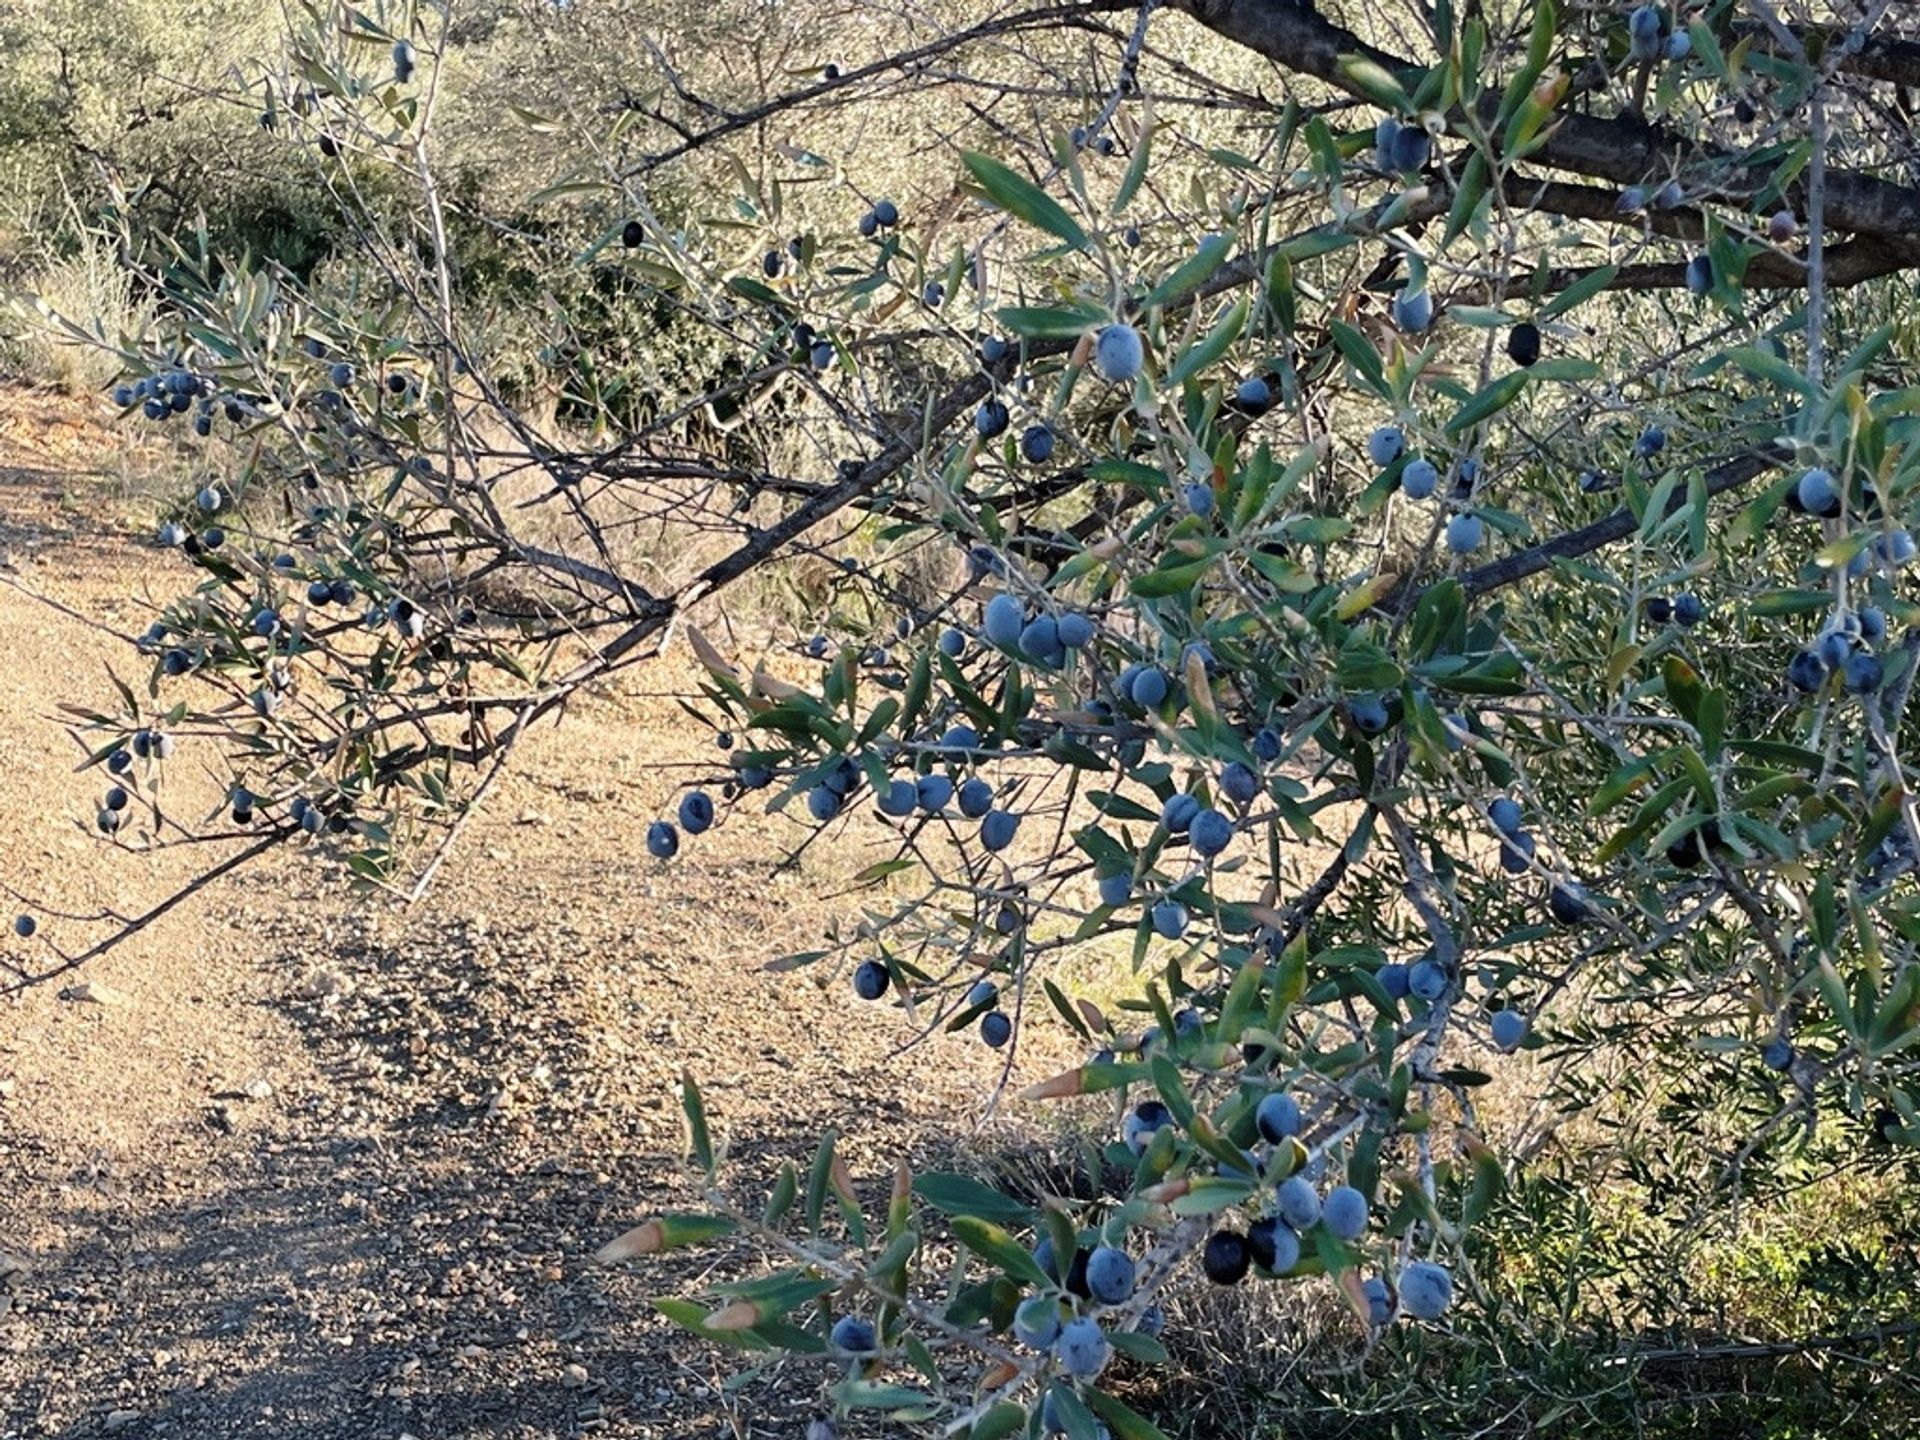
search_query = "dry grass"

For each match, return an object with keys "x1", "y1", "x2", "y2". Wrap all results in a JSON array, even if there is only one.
[{"x1": 2, "y1": 220, "x2": 153, "y2": 396}]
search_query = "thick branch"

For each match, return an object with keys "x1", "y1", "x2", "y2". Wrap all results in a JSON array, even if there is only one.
[
  {"x1": 1399, "y1": 443, "x2": 1794, "y2": 613},
  {"x1": 1167, "y1": 0, "x2": 1920, "y2": 244},
  {"x1": 1486, "y1": 236, "x2": 1920, "y2": 300},
  {"x1": 1736, "y1": 21, "x2": 1920, "y2": 87}
]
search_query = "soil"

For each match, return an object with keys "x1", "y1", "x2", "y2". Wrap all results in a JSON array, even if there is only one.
[{"x1": 0, "y1": 384, "x2": 1085, "y2": 1440}]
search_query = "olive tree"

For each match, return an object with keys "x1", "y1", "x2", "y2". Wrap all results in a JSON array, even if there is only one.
[{"x1": 9, "y1": 0, "x2": 1920, "y2": 1433}]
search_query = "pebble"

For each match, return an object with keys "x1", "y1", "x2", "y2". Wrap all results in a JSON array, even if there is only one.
[
  {"x1": 298, "y1": 968, "x2": 351, "y2": 999},
  {"x1": 59, "y1": 981, "x2": 125, "y2": 1005}
]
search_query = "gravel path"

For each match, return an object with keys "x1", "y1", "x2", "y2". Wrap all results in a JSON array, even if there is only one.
[{"x1": 0, "y1": 386, "x2": 1082, "y2": 1440}]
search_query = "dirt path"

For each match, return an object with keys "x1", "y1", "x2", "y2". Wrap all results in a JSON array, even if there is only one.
[{"x1": 0, "y1": 386, "x2": 1080, "y2": 1440}]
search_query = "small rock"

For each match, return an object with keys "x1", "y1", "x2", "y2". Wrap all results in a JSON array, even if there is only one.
[
  {"x1": 241, "y1": 1077, "x2": 274, "y2": 1101},
  {"x1": 105, "y1": 1410, "x2": 142, "y2": 1432},
  {"x1": 561, "y1": 1363, "x2": 589, "y2": 1389},
  {"x1": 59, "y1": 981, "x2": 125, "y2": 1006},
  {"x1": 298, "y1": 969, "x2": 351, "y2": 1000}
]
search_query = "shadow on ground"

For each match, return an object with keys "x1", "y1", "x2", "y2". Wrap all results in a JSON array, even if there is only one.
[{"x1": 2, "y1": 885, "x2": 1033, "y2": 1440}]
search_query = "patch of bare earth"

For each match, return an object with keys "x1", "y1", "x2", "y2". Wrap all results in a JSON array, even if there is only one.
[{"x1": 0, "y1": 384, "x2": 1085, "y2": 1439}]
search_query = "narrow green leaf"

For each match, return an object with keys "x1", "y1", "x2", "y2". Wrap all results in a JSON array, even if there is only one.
[
  {"x1": 1329, "y1": 321, "x2": 1388, "y2": 398},
  {"x1": 1595, "y1": 776, "x2": 1692, "y2": 864},
  {"x1": 1446, "y1": 370, "x2": 1530, "y2": 433},
  {"x1": 968, "y1": 1402, "x2": 1029, "y2": 1440},
  {"x1": 1461, "y1": 1143, "x2": 1506, "y2": 1228},
  {"x1": 962, "y1": 152, "x2": 1089, "y2": 250},
  {"x1": 1167, "y1": 295, "x2": 1249, "y2": 389},
  {"x1": 1050, "y1": 1385, "x2": 1101, "y2": 1440},
  {"x1": 834, "y1": 1378, "x2": 937, "y2": 1410},
  {"x1": 682, "y1": 1072, "x2": 715, "y2": 1178},
  {"x1": 1112, "y1": 108, "x2": 1153, "y2": 215},
  {"x1": 805, "y1": 1130, "x2": 837, "y2": 1236},
  {"x1": 1539, "y1": 264, "x2": 1620, "y2": 319},
  {"x1": 1443, "y1": 151, "x2": 1489, "y2": 246},
  {"x1": 1141, "y1": 232, "x2": 1233, "y2": 310},
  {"x1": 1129, "y1": 557, "x2": 1213, "y2": 598},
  {"x1": 1729, "y1": 345, "x2": 1818, "y2": 398},
  {"x1": 1045, "y1": 977, "x2": 1092, "y2": 1040},
  {"x1": 1750, "y1": 587, "x2": 1830, "y2": 616},
  {"x1": 899, "y1": 650, "x2": 933, "y2": 738},
  {"x1": 950, "y1": 1216, "x2": 1050, "y2": 1286},
  {"x1": 1150, "y1": 1053, "x2": 1195, "y2": 1126},
  {"x1": 1337, "y1": 54, "x2": 1413, "y2": 112},
  {"x1": 1303, "y1": 116, "x2": 1342, "y2": 183},
  {"x1": 653, "y1": 1298, "x2": 760, "y2": 1350},
  {"x1": 912, "y1": 1173, "x2": 1035, "y2": 1225},
  {"x1": 1107, "y1": 1329, "x2": 1171, "y2": 1365},
  {"x1": 1084, "y1": 1386, "x2": 1175, "y2": 1440},
  {"x1": 1274, "y1": 227, "x2": 1357, "y2": 263},
  {"x1": 998, "y1": 303, "x2": 1106, "y2": 338},
  {"x1": 763, "y1": 1162, "x2": 799, "y2": 1225},
  {"x1": 1813, "y1": 956, "x2": 1854, "y2": 1036}
]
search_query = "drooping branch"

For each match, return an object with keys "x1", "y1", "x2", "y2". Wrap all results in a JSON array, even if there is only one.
[
  {"x1": 1, "y1": 831, "x2": 288, "y2": 996},
  {"x1": 42, "y1": 0, "x2": 1904, "y2": 960}
]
